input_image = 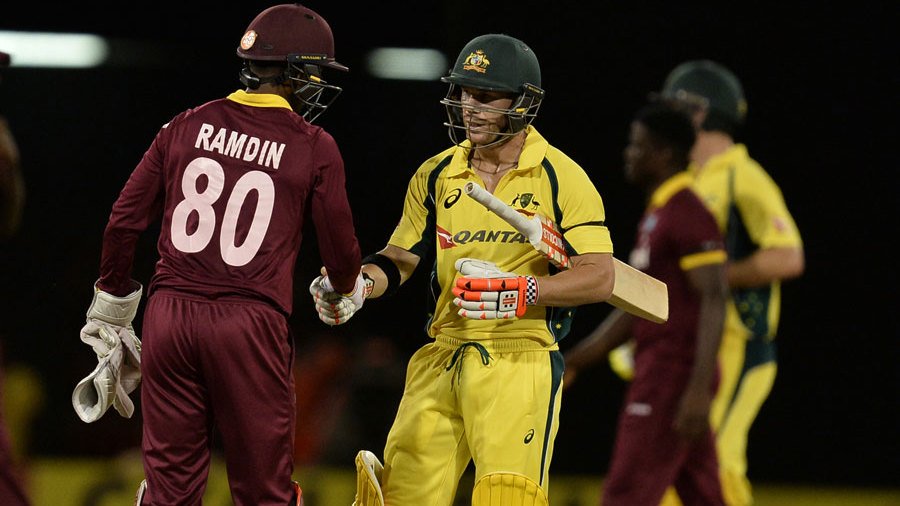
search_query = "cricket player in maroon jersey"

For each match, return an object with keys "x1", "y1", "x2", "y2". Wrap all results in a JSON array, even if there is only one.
[
  {"x1": 0, "y1": 49, "x2": 32, "y2": 506},
  {"x1": 564, "y1": 103, "x2": 729, "y2": 506},
  {"x1": 78, "y1": 5, "x2": 363, "y2": 505}
]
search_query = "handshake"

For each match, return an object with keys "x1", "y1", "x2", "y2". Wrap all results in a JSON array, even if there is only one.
[
  {"x1": 309, "y1": 257, "x2": 539, "y2": 326},
  {"x1": 309, "y1": 270, "x2": 372, "y2": 326}
]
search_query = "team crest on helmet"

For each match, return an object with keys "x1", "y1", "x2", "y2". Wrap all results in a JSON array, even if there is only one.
[
  {"x1": 240, "y1": 30, "x2": 258, "y2": 50},
  {"x1": 462, "y1": 50, "x2": 490, "y2": 74}
]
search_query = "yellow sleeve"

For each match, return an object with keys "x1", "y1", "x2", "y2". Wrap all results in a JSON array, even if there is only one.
[
  {"x1": 734, "y1": 162, "x2": 803, "y2": 249},
  {"x1": 388, "y1": 161, "x2": 436, "y2": 253}
]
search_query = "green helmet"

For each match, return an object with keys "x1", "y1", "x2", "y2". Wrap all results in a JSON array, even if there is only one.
[
  {"x1": 440, "y1": 34, "x2": 545, "y2": 146},
  {"x1": 661, "y1": 60, "x2": 747, "y2": 131}
]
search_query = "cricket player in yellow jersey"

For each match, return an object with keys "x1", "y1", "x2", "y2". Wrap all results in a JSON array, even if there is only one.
[
  {"x1": 310, "y1": 34, "x2": 616, "y2": 505},
  {"x1": 656, "y1": 60, "x2": 805, "y2": 506}
]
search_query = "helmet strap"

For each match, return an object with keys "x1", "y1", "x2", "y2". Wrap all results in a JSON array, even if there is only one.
[{"x1": 239, "y1": 63, "x2": 289, "y2": 90}]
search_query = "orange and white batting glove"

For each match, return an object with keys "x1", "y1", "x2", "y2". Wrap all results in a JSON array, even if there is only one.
[{"x1": 452, "y1": 258, "x2": 538, "y2": 320}]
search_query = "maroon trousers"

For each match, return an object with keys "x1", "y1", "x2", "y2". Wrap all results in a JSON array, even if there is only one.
[
  {"x1": 602, "y1": 362, "x2": 725, "y2": 506},
  {"x1": 141, "y1": 291, "x2": 296, "y2": 505}
]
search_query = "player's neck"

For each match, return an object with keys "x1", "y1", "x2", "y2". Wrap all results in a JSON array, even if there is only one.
[
  {"x1": 691, "y1": 131, "x2": 734, "y2": 168},
  {"x1": 470, "y1": 133, "x2": 525, "y2": 173}
]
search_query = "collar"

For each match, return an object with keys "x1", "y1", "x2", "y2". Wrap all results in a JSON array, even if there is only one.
[
  {"x1": 445, "y1": 126, "x2": 550, "y2": 178},
  {"x1": 648, "y1": 171, "x2": 694, "y2": 210},
  {"x1": 227, "y1": 90, "x2": 293, "y2": 110}
]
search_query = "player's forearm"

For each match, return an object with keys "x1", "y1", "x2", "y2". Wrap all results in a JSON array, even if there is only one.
[
  {"x1": 361, "y1": 245, "x2": 419, "y2": 299},
  {"x1": 728, "y1": 246, "x2": 804, "y2": 288},
  {"x1": 535, "y1": 253, "x2": 614, "y2": 306},
  {"x1": 687, "y1": 292, "x2": 726, "y2": 391}
]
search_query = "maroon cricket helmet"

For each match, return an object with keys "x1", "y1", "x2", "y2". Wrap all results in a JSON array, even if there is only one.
[{"x1": 236, "y1": 3, "x2": 348, "y2": 72}]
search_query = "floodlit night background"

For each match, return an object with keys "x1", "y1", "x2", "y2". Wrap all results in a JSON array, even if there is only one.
[{"x1": 0, "y1": 1, "x2": 896, "y2": 504}]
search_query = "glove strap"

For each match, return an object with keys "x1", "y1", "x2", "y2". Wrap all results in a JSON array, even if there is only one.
[
  {"x1": 87, "y1": 281, "x2": 143, "y2": 326},
  {"x1": 525, "y1": 276, "x2": 538, "y2": 306}
]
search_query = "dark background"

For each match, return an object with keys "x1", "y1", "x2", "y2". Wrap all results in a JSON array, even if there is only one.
[{"x1": 0, "y1": 0, "x2": 896, "y2": 490}]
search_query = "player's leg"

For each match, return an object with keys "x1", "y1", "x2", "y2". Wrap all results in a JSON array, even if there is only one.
[
  {"x1": 472, "y1": 473, "x2": 548, "y2": 506},
  {"x1": 709, "y1": 307, "x2": 777, "y2": 506},
  {"x1": 200, "y1": 299, "x2": 296, "y2": 505},
  {"x1": 709, "y1": 324, "x2": 745, "y2": 432},
  {"x1": 716, "y1": 360, "x2": 776, "y2": 506},
  {"x1": 140, "y1": 294, "x2": 213, "y2": 503},
  {"x1": 461, "y1": 343, "x2": 563, "y2": 503},
  {"x1": 603, "y1": 361, "x2": 692, "y2": 506},
  {"x1": 381, "y1": 342, "x2": 471, "y2": 505},
  {"x1": 134, "y1": 478, "x2": 302, "y2": 506}
]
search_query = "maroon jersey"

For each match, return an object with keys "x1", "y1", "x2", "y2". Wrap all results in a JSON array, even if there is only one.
[
  {"x1": 98, "y1": 91, "x2": 361, "y2": 314},
  {"x1": 629, "y1": 172, "x2": 726, "y2": 368}
]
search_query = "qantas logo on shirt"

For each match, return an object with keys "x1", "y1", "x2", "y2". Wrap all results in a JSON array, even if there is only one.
[
  {"x1": 437, "y1": 225, "x2": 456, "y2": 249},
  {"x1": 436, "y1": 226, "x2": 529, "y2": 249}
]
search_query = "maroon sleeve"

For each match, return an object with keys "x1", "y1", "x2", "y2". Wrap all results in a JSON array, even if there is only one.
[
  {"x1": 671, "y1": 191, "x2": 724, "y2": 260},
  {"x1": 308, "y1": 131, "x2": 361, "y2": 294},
  {"x1": 97, "y1": 127, "x2": 167, "y2": 296}
]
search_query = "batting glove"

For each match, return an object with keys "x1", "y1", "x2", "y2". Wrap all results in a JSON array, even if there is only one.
[
  {"x1": 452, "y1": 258, "x2": 538, "y2": 320},
  {"x1": 309, "y1": 271, "x2": 369, "y2": 326}
]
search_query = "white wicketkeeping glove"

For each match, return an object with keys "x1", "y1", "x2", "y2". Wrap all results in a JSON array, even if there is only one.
[
  {"x1": 309, "y1": 272, "x2": 367, "y2": 326},
  {"x1": 453, "y1": 258, "x2": 538, "y2": 320},
  {"x1": 73, "y1": 282, "x2": 143, "y2": 423}
]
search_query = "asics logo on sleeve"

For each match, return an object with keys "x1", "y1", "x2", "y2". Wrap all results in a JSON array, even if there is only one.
[{"x1": 523, "y1": 428, "x2": 535, "y2": 444}]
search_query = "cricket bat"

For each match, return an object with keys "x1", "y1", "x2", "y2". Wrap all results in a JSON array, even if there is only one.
[{"x1": 464, "y1": 182, "x2": 669, "y2": 323}]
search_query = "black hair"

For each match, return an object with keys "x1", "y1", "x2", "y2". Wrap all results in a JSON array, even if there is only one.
[{"x1": 634, "y1": 102, "x2": 696, "y2": 168}]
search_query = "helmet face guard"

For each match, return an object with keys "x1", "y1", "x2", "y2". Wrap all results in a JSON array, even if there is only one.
[
  {"x1": 285, "y1": 61, "x2": 342, "y2": 123},
  {"x1": 440, "y1": 82, "x2": 543, "y2": 147}
]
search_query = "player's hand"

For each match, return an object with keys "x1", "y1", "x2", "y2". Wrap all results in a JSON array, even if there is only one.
[
  {"x1": 309, "y1": 271, "x2": 368, "y2": 325},
  {"x1": 455, "y1": 258, "x2": 511, "y2": 279},
  {"x1": 673, "y1": 386, "x2": 712, "y2": 441},
  {"x1": 452, "y1": 258, "x2": 538, "y2": 320}
]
